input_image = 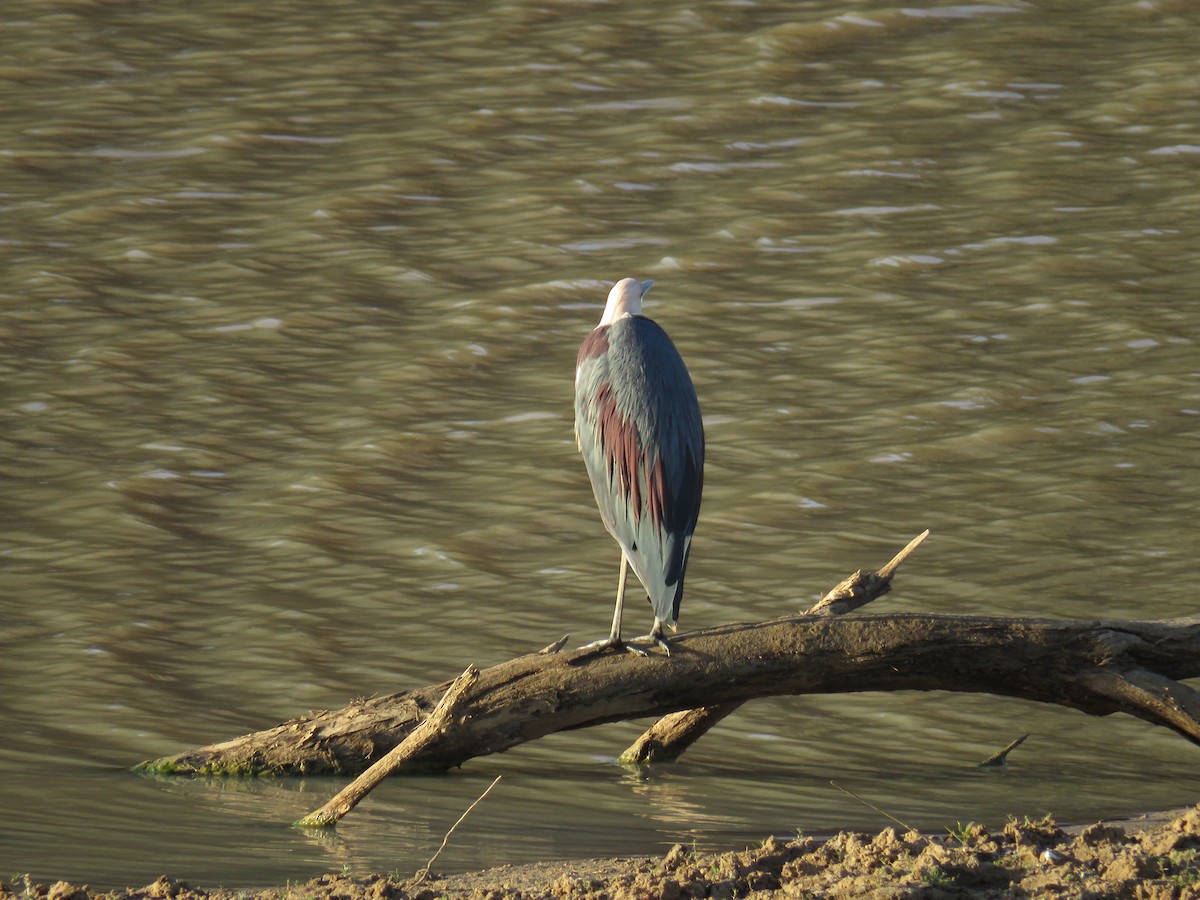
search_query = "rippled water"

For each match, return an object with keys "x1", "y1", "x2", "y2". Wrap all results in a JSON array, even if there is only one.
[{"x1": 2, "y1": 0, "x2": 1198, "y2": 888}]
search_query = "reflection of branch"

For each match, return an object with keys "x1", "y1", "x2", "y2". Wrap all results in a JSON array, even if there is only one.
[
  {"x1": 410, "y1": 775, "x2": 501, "y2": 886},
  {"x1": 619, "y1": 531, "x2": 931, "y2": 764}
]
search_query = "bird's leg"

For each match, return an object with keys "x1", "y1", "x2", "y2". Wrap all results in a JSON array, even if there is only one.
[
  {"x1": 577, "y1": 552, "x2": 646, "y2": 656},
  {"x1": 607, "y1": 551, "x2": 628, "y2": 645}
]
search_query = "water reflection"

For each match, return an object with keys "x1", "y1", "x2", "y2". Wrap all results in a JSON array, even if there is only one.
[{"x1": 2, "y1": 0, "x2": 1199, "y2": 888}]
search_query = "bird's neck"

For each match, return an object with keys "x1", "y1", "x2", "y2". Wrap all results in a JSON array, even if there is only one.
[{"x1": 598, "y1": 291, "x2": 643, "y2": 326}]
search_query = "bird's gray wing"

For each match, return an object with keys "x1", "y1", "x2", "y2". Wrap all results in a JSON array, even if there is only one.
[{"x1": 575, "y1": 317, "x2": 704, "y2": 626}]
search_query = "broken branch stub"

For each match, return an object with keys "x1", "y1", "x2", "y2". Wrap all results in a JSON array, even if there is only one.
[{"x1": 296, "y1": 665, "x2": 478, "y2": 828}]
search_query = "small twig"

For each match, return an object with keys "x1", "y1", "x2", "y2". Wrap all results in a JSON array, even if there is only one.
[
  {"x1": 410, "y1": 775, "x2": 502, "y2": 886},
  {"x1": 539, "y1": 634, "x2": 570, "y2": 654},
  {"x1": 877, "y1": 529, "x2": 930, "y2": 580},
  {"x1": 806, "y1": 529, "x2": 930, "y2": 617},
  {"x1": 978, "y1": 734, "x2": 1030, "y2": 767},
  {"x1": 296, "y1": 665, "x2": 478, "y2": 828},
  {"x1": 830, "y1": 780, "x2": 914, "y2": 832}
]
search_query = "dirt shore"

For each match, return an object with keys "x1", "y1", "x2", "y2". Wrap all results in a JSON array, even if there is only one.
[{"x1": 6, "y1": 806, "x2": 1198, "y2": 899}]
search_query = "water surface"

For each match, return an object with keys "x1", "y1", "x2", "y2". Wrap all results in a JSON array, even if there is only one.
[{"x1": 2, "y1": 0, "x2": 1199, "y2": 888}]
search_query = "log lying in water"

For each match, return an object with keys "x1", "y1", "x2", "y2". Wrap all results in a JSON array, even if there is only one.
[
  {"x1": 138, "y1": 608, "x2": 1200, "y2": 777},
  {"x1": 139, "y1": 531, "x2": 927, "y2": 777}
]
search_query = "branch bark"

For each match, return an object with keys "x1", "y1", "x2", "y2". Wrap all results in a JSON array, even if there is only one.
[{"x1": 138, "y1": 611, "x2": 1200, "y2": 778}]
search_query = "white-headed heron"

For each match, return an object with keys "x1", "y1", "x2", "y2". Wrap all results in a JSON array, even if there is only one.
[{"x1": 574, "y1": 277, "x2": 704, "y2": 655}]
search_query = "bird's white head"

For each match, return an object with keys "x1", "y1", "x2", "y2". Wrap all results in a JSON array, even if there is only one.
[{"x1": 598, "y1": 277, "x2": 654, "y2": 326}]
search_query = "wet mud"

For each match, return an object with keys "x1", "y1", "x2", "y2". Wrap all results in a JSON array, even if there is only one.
[{"x1": 8, "y1": 806, "x2": 1200, "y2": 899}]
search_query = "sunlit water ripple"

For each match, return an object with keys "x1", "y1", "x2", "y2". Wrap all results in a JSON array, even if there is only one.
[{"x1": 1, "y1": 0, "x2": 1198, "y2": 888}]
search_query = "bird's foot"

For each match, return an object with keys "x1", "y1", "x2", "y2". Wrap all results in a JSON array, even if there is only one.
[
  {"x1": 630, "y1": 632, "x2": 671, "y2": 656},
  {"x1": 574, "y1": 636, "x2": 648, "y2": 659},
  {"x1": 577, "y1": 635, "x2": 620, "y2": 652}
]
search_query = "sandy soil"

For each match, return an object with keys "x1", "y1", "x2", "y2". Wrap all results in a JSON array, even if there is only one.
[{"x1": 6, "y1": 806, "x2": 1199, "y2": 899}]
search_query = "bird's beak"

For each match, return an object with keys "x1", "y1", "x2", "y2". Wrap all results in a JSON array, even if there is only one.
[{"x1": 640, "y1": 279, "x2": 655, "y2": 296}]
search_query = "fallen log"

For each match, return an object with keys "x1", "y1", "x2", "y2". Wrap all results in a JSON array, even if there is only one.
[
  {"x1": 139, "y1": 532, "x2": 930, "y2": 778},
  {"x1": 138, "y1": 610, "x2": 1200, "y2": 778}
]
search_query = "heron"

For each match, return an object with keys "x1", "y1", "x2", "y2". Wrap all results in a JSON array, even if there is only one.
[{"x1": 574, "y1": 277, "x2": 704, "y2": 655}]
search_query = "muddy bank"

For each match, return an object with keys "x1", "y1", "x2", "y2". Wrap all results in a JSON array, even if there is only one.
[{"x1": 7, "y1": 806, "x2": 1199, "y2": 899}]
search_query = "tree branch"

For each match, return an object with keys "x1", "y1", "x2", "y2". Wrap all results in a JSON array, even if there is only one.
[
  {"x1": 137, "y1": 613, "x2": 1200, "y2": 778},
  {"x1": 296, "y1": 665, "x2": 478, "y2": 827},
  {"x1": 1074, "y1": 666, "x2": 1200, "y2": 743}
]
